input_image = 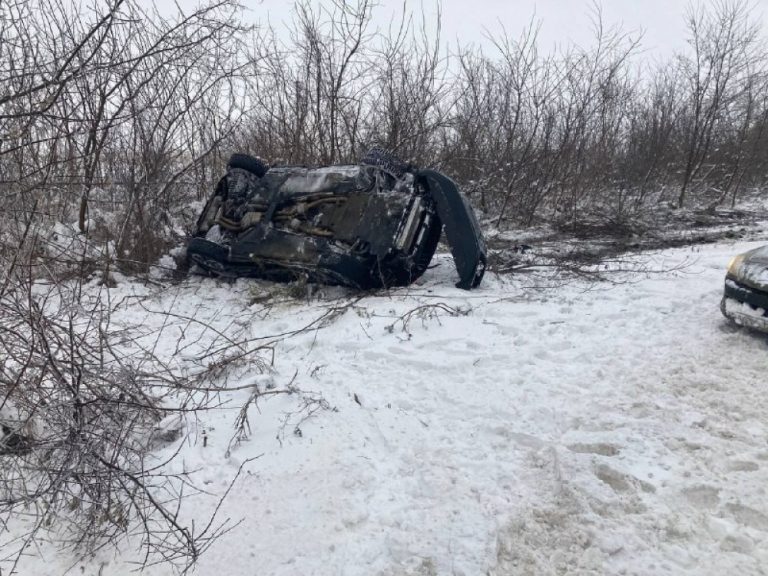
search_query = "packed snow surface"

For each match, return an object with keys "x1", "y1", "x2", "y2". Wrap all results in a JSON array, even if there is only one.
[{"x1": 9, "y1": 240, "x2": 768, "y2": 576}]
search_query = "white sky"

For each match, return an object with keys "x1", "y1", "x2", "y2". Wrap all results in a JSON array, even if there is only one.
[
  {"x1": 247, "y1": 0, "x2": 768, "y2": 59},
  {"x1": 144, "y1": 0, "x2": 768, "y2": 61}
]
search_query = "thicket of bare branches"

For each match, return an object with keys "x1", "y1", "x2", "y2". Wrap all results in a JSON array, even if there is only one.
[
  {"x1": 234, "y1": 0, "x2": 768, "y2": 232},
  {"x1": 245, "y1": 0, "x2": 768, "y2": 223},
  {"x1": 0, "y1": 224, "x2": 253, "y2": 571},
  {"x1": 3, "y1": 0, "x2": 767, "y2": 255},
  {"x1": 0, "y1": 2, "x2": 255, "y2": 568},
  {"x1": 0, "y1": 0, "x2": 251, "y2": 274}
]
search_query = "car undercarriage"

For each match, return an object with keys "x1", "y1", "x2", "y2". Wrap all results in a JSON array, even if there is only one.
[{"x1": 188, "y1": 150, "x2": 486, "y2": 290}]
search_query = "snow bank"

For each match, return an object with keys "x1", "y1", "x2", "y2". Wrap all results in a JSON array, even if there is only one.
[{"x1": 6, "y1": 240, "x2": 768, "y2": 576}]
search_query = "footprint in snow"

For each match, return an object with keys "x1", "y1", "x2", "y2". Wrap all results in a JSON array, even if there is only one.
[
  {"x1": 594, "y1": 464, "x2": 656, "y2": 494},
  {"x1": 567, "y1": 443, "x2": 621, "y2": 457},
  {"x1": 726, "y1": 460, "x2": 760, "y2": 472},
  {"x1": 725, "y1": 503, "x2": 768, "y2": 531},
  {"x1": 682, "y1": 485, "x2": 720, "y2": 510}
]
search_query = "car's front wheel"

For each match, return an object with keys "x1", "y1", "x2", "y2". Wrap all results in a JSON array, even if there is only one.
[{"x1": 360, "y1": 147, "x2": 408, "y2": 178}]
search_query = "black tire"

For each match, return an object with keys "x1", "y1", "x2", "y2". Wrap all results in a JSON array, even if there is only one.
[
  {"x1": 228, "y1": 153, "x2": 268, "y2": 178},
  {"x1": 360, "y1": 147, "x2": 408, "y2": 178},
  {"x1": 187, "y1": 238, "x2": 235, "y2": 277}
]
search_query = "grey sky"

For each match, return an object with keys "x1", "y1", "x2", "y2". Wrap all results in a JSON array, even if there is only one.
[
  {"x1": 145, "y1": 0, "x2": 768, "y2": 60},
  {"x1": 247, "y1": 0, "x2": 767, "y2": 58}
]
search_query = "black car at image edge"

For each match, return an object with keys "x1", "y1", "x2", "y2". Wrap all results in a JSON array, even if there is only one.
[{"x1": 721, "y1": 244, "x2": 768, "y2": 333}]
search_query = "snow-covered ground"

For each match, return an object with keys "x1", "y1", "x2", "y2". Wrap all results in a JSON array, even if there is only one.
[{"x1": 9, "y1": 239, "x2": 768, "y2": 576}]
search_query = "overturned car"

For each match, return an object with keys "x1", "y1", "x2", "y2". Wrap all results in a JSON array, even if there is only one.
[{"x1": 188, "y1": 149, "x2": 486, "y2": 289}]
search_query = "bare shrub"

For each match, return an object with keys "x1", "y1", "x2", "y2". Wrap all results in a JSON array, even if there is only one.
[
  {"x1": 1, "y1": 0, "x2": 251, "y2": 275},
  {"x1": 676, "y1": 0, "x2": 766, "y2": 208},
  {"x1": 0, "y1": 228, "x2": 250, "y2": 571}
]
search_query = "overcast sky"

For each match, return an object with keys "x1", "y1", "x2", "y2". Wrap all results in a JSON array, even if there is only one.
[{"x1": 248, "y1": 0, "x2": 768, "y2": 59}]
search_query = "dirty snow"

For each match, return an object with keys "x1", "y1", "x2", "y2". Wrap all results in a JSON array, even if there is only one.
[
  {"x1": 6, "y1": 239, "x2": 768, "y2": 576},
  {"x1": 723, "y1": 288, "x2": 768, "y2": 334},
  {"x1": 279, "y1": 166, "x2": 364, "y2": 195}
]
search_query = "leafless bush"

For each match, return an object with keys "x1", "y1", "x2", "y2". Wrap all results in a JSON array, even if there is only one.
[
  {"x1": 0, "y1": 235, "x2": 249, "y2": 572},
  {"x1": 241, "y1": 0, "x2": 377, "y2": 165},
  {"x1": 1, "y1": 0, "x2": 251, "y2": 274},
  {"x1": 6, "y1": 0, "x2": 768, "y2": 258},
  {"x1": 676, "y1": 0, "x2": 766, "y2": 208}
]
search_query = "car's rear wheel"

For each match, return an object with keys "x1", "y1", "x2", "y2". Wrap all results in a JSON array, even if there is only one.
[
  {"x1": 228, "y1": 153, "x2": 268, "y2": 178},
  {"x1": 360, "y1": 147, "x2": 408, "y2": 178}
]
